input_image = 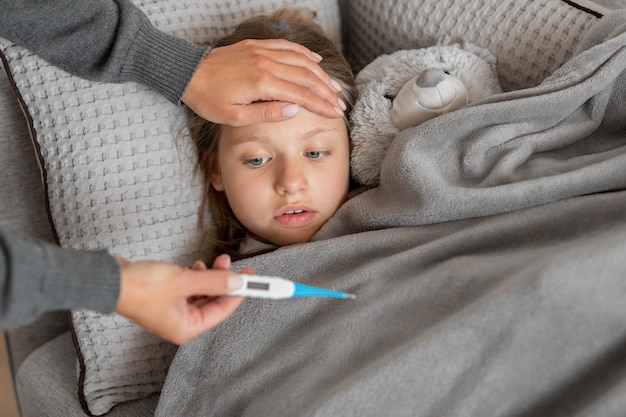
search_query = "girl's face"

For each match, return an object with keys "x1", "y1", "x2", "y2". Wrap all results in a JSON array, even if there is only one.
[{"x1": 211, "y1": 108, "x2": 350, "y2": 246}]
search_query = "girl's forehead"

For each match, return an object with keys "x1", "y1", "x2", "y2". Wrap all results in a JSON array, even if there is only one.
[
  {"x1": 227, "y1": 127, "x2": 342, "y2": 145},
  {"x1": 221, "y1": 110, "x2": 348, "y2": 146}
]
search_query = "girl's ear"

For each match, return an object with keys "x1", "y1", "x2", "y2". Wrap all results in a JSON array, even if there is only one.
[
  {"x1": 210, "y1": 170, "x2": 224, "y2": 191},
  {"x1": 206, "y1": 147, "x2": 224, "y2": 191}
]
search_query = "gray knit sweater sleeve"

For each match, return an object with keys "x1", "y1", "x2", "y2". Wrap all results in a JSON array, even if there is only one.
[
  {"x1": 0, "y1": 0, "x2": 209, "y2": 104},
  {"x1": 0, "y1": 227, "x2": 120, "y2": 329}
]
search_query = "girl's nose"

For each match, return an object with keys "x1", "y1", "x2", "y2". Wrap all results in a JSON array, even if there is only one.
[{"x1": 275, "y1": 160, "x2": 308, "y2": 195}]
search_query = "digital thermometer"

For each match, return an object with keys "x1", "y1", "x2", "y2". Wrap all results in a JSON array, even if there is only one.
[{"x1": 229, "y1": 274, "x2": 356, "y2": 300}]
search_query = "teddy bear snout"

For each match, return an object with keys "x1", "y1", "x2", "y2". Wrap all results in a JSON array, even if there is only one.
[
  {"x1": 391, "y1": 68, "x2": 469, "y2": 130},
  {"x1": 415, "y1": 68, "x2": 447, "y2": 88},
  {"x1": 413, "y1": 68, "x2": 466, "y2": 110}
]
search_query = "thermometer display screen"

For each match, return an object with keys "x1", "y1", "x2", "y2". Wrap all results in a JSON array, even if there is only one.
[{"x1": 247, "y1": 281, "x2": 270, "y2": 291}]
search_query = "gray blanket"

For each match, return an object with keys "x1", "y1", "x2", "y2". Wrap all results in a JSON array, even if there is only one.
[{"x1": 156, "y1": 11, "x2": 626, "y2": 417}]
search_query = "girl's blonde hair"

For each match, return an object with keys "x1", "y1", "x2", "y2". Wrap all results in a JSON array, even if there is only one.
[{"x1": 188, "y1": 9, "x2": 357, "y2": 262}]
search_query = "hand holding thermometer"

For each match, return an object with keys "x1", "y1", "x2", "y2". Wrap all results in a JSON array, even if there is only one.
[{"x1": 229, "y1": 274, "x2": 356, "y2": 300}]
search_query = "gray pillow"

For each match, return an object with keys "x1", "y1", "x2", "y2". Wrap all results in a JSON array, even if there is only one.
[{"x1": 0, "y1": 0, "x2": 341, "y2": 415}]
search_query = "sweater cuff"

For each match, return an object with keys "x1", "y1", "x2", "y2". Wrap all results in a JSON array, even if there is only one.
[
  {"x1": 2, "y1": 230, "x2": 121, "y2": 328},
  {"x1": 121, "y1": 21, "x2": 210, "y2": 104},
  {"x1": 39, "y1": 244, "x2": 121, "y2": 315}
]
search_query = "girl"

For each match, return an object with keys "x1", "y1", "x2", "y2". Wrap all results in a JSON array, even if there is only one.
[{"x1": 189, "y1": 9, "x2": 357, "y2": 261}]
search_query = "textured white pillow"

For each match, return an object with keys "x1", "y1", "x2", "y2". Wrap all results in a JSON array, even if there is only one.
[
  {"x1": 0, "y1": 0, "x2": 341, "y2": 415},
  {"x1": 346, "y1": 0, "x2": 598, "y2": 91}
]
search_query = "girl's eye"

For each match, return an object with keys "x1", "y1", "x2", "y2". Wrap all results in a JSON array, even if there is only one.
[
  {"x1": 305, "y1": 150, "x2": 329, "y2": 160},
  {"x1": 244, "y1": 157, "x2": 270, "y2": 167}
]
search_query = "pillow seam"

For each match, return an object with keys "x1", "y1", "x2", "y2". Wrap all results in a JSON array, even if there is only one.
[{"x1": 68, "y1": 311, "x2": 96, "y2": 417}]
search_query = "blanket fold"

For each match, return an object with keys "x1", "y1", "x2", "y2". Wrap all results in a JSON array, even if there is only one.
[{"x1": 156, "y1": 10, "x2": 626, "y2": 417}]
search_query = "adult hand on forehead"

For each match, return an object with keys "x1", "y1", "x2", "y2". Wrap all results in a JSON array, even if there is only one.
[{"x1": 182, "y1": 39, "x2": 345, "y2": 126}]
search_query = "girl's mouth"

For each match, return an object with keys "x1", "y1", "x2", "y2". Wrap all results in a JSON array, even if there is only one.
[{"x1": 274, "y1": 209, "x2": 315, "y2": 227}]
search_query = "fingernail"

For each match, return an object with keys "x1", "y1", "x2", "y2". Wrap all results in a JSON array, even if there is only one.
[
  {"x1": 282, "y1": 104, "x2": 300, "y2": 118},
  {"x1": 337, "y1": 97, "x2": 347, "y2": 111},
  {"x1": 227, "y1": 274, "x2": 243, "y2": 290},
  {"x1": 330, "y1": 79, "x2": 342, "y2": 92},
  {"x1": 334, "y1": 106, "x2": 344, "y2": 117},
  {"x1": 193, "y1": 260, "x2": 207, "y2": 269},
  {"x1": 310, "y1": 52, "x2": 323, "y2": 62}
]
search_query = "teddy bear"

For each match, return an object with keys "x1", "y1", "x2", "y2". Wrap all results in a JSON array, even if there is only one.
[{"x1": 350, "y1": 42, "x2": 503, "y2": 187}]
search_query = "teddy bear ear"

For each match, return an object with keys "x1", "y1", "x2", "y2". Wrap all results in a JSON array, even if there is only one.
[
  {"x1": 460, "y1": 42, "x2": 498, "y2": 65},
  {"x1": 437, "y1": 34, "x2": 462, "y2": 48}
]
